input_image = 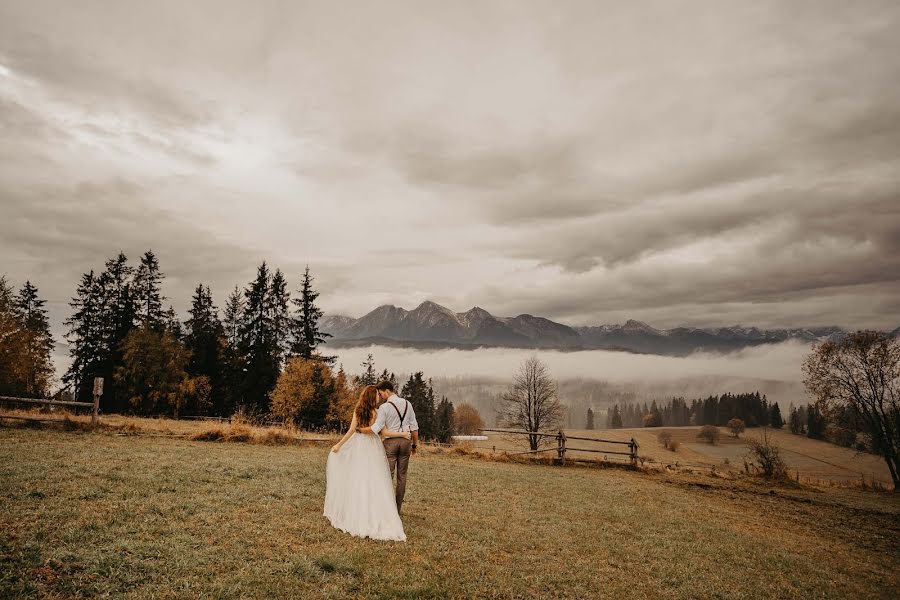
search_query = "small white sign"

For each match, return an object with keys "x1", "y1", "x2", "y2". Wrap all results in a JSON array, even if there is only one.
[{"x1": 93, "y1": 377, "x2": 104, "y2": 396}]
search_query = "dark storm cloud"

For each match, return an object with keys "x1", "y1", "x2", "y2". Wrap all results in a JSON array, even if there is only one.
[
  {"x1": 0, "y1": 180, "x2": 263, "y2": 313},
  {"x1": 1, "y1": 0, "x2": 899, "y2": 338}
]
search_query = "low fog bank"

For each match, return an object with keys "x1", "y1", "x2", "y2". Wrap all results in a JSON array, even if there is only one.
[{"x1": 328, "y1": 342, "x2": 813, "y2": 424}]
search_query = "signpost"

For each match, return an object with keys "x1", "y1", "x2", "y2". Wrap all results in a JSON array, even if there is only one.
[{"x1": 92, "y1": 377, "x2": 103, "y2": 425}]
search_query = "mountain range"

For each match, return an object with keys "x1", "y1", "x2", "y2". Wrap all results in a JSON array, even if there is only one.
[{"x1": 320, "y1": 301, "x2": 884, "y2": 356}]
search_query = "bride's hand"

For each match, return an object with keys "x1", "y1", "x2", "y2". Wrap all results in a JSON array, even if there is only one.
[
  {"x1": 331, "y1": 444, "x2": 341, "y2": 453},
  {"x1": 402, "y1": 432, "x2": 411, "y2": 440}
]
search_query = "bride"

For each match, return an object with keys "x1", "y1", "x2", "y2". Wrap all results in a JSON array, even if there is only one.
[{"x1": 324, "y1": 385, "x2": 410, "y2": 541}]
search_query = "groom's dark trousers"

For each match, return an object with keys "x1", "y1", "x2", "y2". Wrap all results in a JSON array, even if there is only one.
[{"x1": 383, "y1": 438, "x2": 412, "y2": 512}]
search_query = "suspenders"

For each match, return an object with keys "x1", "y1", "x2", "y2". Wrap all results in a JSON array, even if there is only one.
[{"x1": 388, "y1": 399, "x2": 409, "y2": 431}]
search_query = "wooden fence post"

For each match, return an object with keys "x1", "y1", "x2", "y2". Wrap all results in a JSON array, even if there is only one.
[
  {"x1": 92, "y1": 377, "x2": 103, "y2": 426},
  {"x1": 628, "y1": 437, "x2": 638, "y2": 465},
  {"x1": 557, "y1": 430, "x2": 567, "y2": 465}
]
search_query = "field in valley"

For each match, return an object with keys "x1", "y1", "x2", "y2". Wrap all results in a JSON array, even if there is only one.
[
  {"x1": 2, "y1": 424, "x2": 899, "y2": 599},
  {"x1": 479, "y1": 426, "x2": 893, "y2": 486}
]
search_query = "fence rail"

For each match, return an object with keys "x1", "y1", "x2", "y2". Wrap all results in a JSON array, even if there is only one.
[
  {"x1": 0, "y1": 394, "x2": 100, "y2": 425},
  {"x1": 480, "y1": 428, "x2": 639, "y2": 465}
]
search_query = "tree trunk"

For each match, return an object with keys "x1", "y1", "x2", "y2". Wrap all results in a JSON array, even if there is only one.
[{"x1": 885, "y1": 453, "x2": 899, "y2": 491}]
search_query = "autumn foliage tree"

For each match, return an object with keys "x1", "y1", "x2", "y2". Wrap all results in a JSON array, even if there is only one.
[
  {"x1": 727, "y1": 418, "x2": 746, "y2": 438},
  {"x1": 115, "y1": 326, "x2": 210, "y2": 417},
  {"x1": 327, "y1": 365, "x2": 358, "y2": 429},
  {"x1": 698, "y1": 425, "x2": 720, "y2": 445},
  {"x1": 13, "y1": 281, "x2": 54, "y2": 397},
  {"x1": 0, "y1": 277, "x2": 20, "y2": 395},
  {"x1": 454, "y1": 403, "x2": 485, "y2": 435},
  {"x1": 271, "y1": 357, "x2": 348, "y2": 429},
  {"x1": 0, "y1": 277, "x2": 55, "y2": 398}
]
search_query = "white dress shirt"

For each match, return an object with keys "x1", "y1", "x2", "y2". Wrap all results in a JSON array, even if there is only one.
[{"x1": 370, "y1": 394, "x2": 419, "y2": 435}]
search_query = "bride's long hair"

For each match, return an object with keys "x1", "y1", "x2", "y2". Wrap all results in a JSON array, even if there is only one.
[{"x1": 354, "y1": 385, "x2": 379, "y2": 427}]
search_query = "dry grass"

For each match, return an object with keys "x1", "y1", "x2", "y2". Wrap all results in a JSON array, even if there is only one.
[
  {"x1": 2, "y1": 425, "x2": 899, "y2": 599},
  {"x1": 0, "y1": 408, "x2": 338, "y2": 447}
]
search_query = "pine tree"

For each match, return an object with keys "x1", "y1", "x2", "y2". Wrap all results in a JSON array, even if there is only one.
[
  {"x1": 290, "y1": 266, "x2": 332, "y2": 362},
  {"x1": 64, "y1": 271, "x2": 105, "y2": 400},
  {"x1": 610, "y1": 404, "x2": 623, "y2": 429},
  {"x1": 270, "y1": 269, "x2": 292, "y2": 366},
  {"x1": 788, "y1": 404, "x2": 805, "y2": 434},
  {"x1": 378, "y1": 369, "x2": 398, "y2": 391},
  {"x1": 302, "y1": 361, "x2": 335, "y2": 429},
  {"x1": 14, "y1": 282, "x2": 55, "y2": 397},
  {"x1": 98, "y1": 253, "x2": 136, "y2": 411},
  {"x1": 770, "y1": 403, "x2": 784, "y2": 429},
  {"x1": 806, "y1": 404, "x2": 826, "y2": 439},
  {"x1": 222, "y1": 285, "x2": 244, "y2": 349},
  {"x1": 586, "y1": 407, "x2": 595, "y2": 430},
  {"x1": 133, "y1": 250, "x2": 165, "y2": 330},
  {"x1": 221, "y1": 285, "x2": 245, "y2": 414},
  {"x1": 402, "y1": 372, "x2": 434, "y2": 439},
  {"x1": 185, "y1": 284, "x2": 226, "y2": 415},
  {"x1": 356, "y1": 353, "x2": 377, "y2": 386},
  {"x1": 163, "y1": 305, "x2": 183, "y2": 340},
  {"x1": 434, "y1": 396, "x2": 455, "y2": 443},
  {"x1": 238, "y1": 262, "x2": 280, "y2": 412}
]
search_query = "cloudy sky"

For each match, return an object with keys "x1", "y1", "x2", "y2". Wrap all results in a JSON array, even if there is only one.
[{"x1": 2, "y1": 0, "x2": 899, "y2": 342}]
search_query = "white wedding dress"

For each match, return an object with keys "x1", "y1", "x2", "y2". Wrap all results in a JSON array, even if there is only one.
[{"x1": 324, "y1": 431, "x2": 407, "y2": 541}]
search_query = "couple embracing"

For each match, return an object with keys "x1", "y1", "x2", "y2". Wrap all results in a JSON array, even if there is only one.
[{"x1": 323, "y1": 381, "x2": 418, "y2": 542}]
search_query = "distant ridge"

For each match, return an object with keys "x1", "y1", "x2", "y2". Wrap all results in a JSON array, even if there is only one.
[{"x1": 320, "y1": 301, "x2": 886, "y2": 356}]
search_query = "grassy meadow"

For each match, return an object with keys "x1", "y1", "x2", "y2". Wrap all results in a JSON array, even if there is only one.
[{"x1": 2, "y1": 423, "x2": 899, "y2": 599}]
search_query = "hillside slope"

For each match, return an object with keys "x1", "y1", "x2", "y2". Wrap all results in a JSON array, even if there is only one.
[{"x1": 2, "y1": 427, "x2": 898, "y2": 599}]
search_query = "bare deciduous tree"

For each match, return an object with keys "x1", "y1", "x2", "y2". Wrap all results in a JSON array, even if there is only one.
[
  {"x1": 747, "y1": 428, "x2": 789, "y2": 480},
  {"x1": 803, "y1": 331, "x2": 900, "y2": 489},
  {"x1": 497, "y1": 356, "x2": 562, "y2": 450}
]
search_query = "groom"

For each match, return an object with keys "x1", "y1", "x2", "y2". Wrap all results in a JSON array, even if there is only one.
[{"x1": 357, "y1": 380, "x2": 419, "y2": 512}]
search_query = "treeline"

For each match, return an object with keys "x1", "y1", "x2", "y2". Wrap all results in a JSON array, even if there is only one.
[
  {"x1": 0, "y1": 277, "x2": 54, "y2": 398},
  {"x1": 62, "y1": 250, "x2": 327, "y2": 416},
  {"x1": 605, "y1": 392, "x2": 784, "y2": 429},
  {"x1": 57, "y1": 251, "x2": 457, "y2": 440},
  {"x1": 786, "y1": 403, "x2": 861, "y2": 449},
  {"x1": 271, "y1": 352, "x2": 455, "y2": 441}
]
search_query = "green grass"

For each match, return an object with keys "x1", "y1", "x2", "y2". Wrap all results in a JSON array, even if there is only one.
[{"x1": 1, "y1": 426, "x2": 899, "y2": 599}]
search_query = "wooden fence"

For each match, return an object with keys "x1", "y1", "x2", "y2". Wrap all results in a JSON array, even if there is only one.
[
  {"x1": 0, "y1": 395, "x2": 100, "y2": 425},
  {"x1": 480, "y1": 428, "x2": 639, "y2": 465}
]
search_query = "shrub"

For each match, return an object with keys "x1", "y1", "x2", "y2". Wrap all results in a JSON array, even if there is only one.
[
  {"x1": 727, "y1": 418, "x2": 746, "y2": 438},
  {"x1": 747, "y1": 430, "x2": 788, "y2": 480},
  {"x1": 657, "y1": 431, "x2": 678, "y2": 451},
  {"x1": 697, "y1": 425, "x2": 720, "y2": 444}
]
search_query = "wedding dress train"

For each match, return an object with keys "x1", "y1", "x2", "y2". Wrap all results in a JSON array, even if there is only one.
[{"x1": 324, "y1": 431, "x2": 407, "y2": 541}]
